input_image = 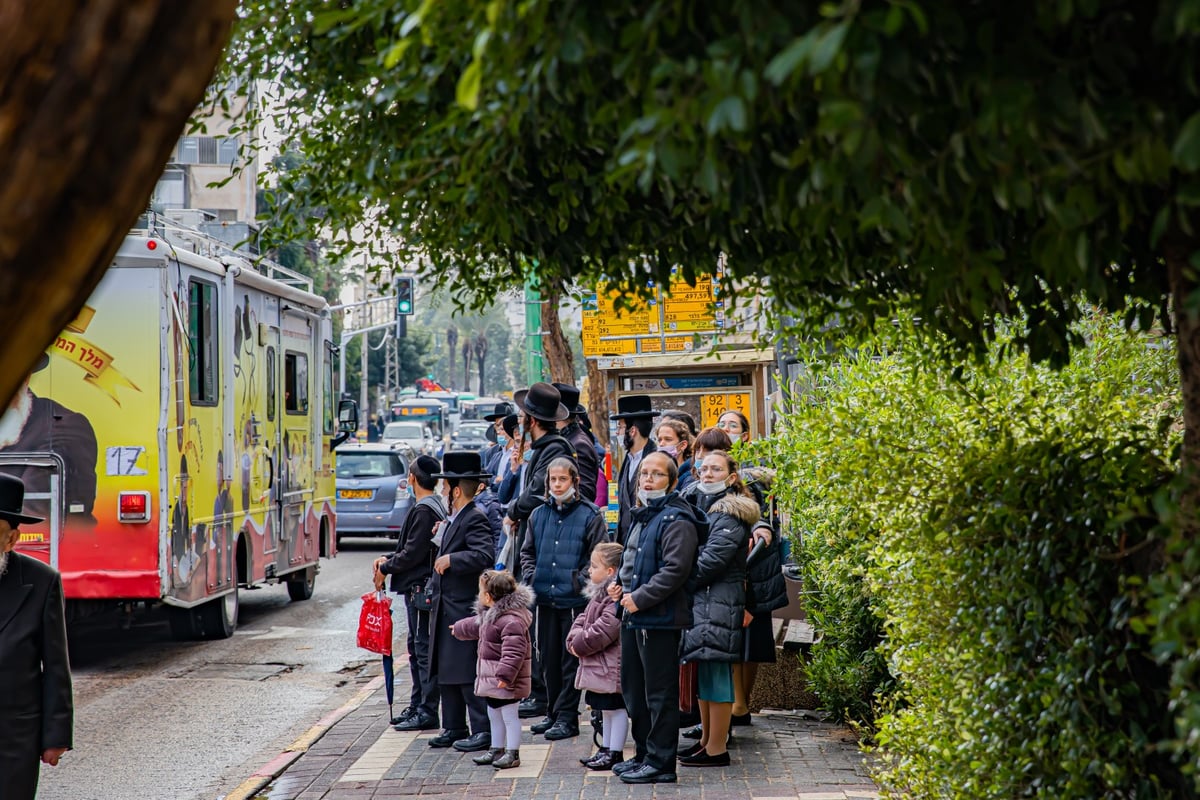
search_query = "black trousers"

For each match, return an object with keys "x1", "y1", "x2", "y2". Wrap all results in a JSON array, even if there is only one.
[
  {"x1": 440, "y1": 682, "x2": 489, "y2": 736},
  {"x1": 536, "y1": 605, "x2": 582, "y2": 723},
  {"x1": 528, "y1": 617, "x2": 547, "y2": 705},
  {"x1": 403, "y1": 595, "x2": 439, "y2": 717},
  {"x1": 620, "y1": 626, "x2": 682, "y2": 771}
]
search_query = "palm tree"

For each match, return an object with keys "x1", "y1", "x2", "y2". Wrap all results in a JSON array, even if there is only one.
[
  {"x1": 446, "y1": 325, "x2": 458, "y2": 389},
  {"x1": 462, "y1": 340, "x2": 473, "y2": 392},
  {"x1": 474, "y1": 333, "x2": 488, "y2": 396}
]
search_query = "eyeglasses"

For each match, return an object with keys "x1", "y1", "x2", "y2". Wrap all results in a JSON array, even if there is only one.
[
  {"x1": 639, "y1": 471, "x2": 670, "y2": 480},
  {"x1": 697, "y1": 466, "x2": 727, "y2": 476}
]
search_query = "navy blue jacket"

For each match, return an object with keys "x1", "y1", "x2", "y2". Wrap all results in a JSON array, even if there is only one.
[
  {"x1": 520, "y1": 496, "x2": 608, "y2": 608},
  {"x1": 620, "y1": 494, "x2": 703, "y2": 630}
]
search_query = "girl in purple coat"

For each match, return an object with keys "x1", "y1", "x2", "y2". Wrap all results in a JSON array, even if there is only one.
[
  {"x1": 451, "y1": 570, "x2": 535, "y2": 769},
  {"x1": 566, "y1": 542, "x2": 627, "y2": 771}
]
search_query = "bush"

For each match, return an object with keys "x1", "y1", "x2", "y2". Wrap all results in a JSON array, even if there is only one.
[{"x1": 753, "y1": 312, "x2": 1184, "y2": 797}]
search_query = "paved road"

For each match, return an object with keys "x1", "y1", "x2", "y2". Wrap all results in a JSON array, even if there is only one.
[{"x1": 38, "y1": 538, "x2": 397, "y2": 800}]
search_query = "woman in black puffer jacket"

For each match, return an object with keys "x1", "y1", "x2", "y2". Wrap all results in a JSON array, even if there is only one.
[{"x1": 678, "y1": 451, "x2": 759, "y2": 768}]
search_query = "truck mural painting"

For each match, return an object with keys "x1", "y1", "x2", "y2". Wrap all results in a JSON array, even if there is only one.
[{"x1": 6, "y1": 230, "x2": 342, "y2": 640}]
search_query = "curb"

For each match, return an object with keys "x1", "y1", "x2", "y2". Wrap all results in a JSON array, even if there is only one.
[{"x1": 222, "y1": 674, "x2": 385, "y2": 800}]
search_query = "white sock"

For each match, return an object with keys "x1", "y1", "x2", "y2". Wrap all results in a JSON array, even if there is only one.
[
  {"x1": 487, "y1": 706, "x2": 504, "y2": 745},
  {"x1": 602, "y1": 709, "x2": 628, "y2": 752},
  {"x1": 502, "y1": 702, "x2": 522, "y2": 749}
]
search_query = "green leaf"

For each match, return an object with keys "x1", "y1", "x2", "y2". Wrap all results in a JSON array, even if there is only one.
[
  {"x1": 382, "y1": 39, "x2": 412, "y2": 70},
  {"x1": 765, "y1": 30, "x2": 819, "y2": 85},
  {"x1": 809, "y1": 21, "x2": 850, "y2": 75},
  {"x1": 1172, "y1": 111, "x2": 1200, "y2": 171},
  {"x1": 707, "y1": 96, "x2": 748, "y2": 134},
  {"x1": 456, "y1": 60, "x2": 483, "y2": 111}
]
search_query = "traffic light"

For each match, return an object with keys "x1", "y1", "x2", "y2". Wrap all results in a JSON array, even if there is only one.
[{"x1": 396, "y1": 276, "x2": 415, "y2": 316}]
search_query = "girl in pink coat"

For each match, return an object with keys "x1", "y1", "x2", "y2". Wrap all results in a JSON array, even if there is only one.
[
  {"x1": 566, "y1": 542, "x2": 627, "y2": 770},
  {"x1": 451, "y1": 570, "x2": 534, "y2": 769}
]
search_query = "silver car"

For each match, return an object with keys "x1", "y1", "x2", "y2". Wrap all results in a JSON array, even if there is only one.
[
  {"x1": 334, "y1": 444, "x2": 412, "y2": 544},
  {"x1": 451, "y1": 421, "x2": 492, "y2": 452},
  {"x1": 382, "y1": 420, "x2": 434, "y2": 456}
]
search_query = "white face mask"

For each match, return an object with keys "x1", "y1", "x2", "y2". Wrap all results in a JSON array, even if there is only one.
[
  {"x1": 659, "y1": 444, "x2": 678, "y2": 459},
  {"x1": 637, "y1": 488, "x2": 667, "y2": 504},
  {"x1": 697, "y1": 479, "x2": 728, "y2": 495},
  {"x1": 549, "y1": 487, "x2": 575, "y2": 505}
]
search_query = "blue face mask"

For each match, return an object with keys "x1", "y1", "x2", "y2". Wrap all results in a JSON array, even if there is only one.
[
  {"x1": 407, "y1": 483, "x2": 415, "y2": 499},
  {"x1": 522, "y1": 449, "x2": 533, "y2": 463},
  {"x1": 497, "y1": 434, "x2": 509, "y2": 446}
]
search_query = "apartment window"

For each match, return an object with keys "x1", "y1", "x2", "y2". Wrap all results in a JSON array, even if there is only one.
[
  {"x1": 187, "y1": 279, "x2": 219, "y2": 405},
  {"x1": 218, "y1": 138, "x2": 239, "y2": 165},
  {"x1": 153, "y1": 170, "x2": 187, "y2": 210},
  {"x1": 285, "y1": 352, "x2": 308, "y2": 415},
  {"x1": 178, "y1": 137, "x2": 200, "y2": 164},
  {"x1": 198, "y1": 137, "x2": 219, "y2": 164}
]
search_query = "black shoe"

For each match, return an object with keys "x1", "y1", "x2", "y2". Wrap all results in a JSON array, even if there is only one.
[
  {"x1": 681, "y1": 724, "x2": 703, "y2": 739},
  {"x1": 731, "y1": 712, "x2": 752, "y2": 726},
  {"x1": 619, "y1": 763, "x2": 677, "y2": 784},
  {"x1": 543, "y1": 721, "x2": 580, "y2": 740},
  {"x1": 530, "y1": 716, "x2": 555, "y2": 735},
  {"x1": 452, "y1": 732, "x2": 492, "y2": 752},
  {"x1": 517, "y1": 699, "x2": 547, "y2": 719},
  {"x1": 678, "y1": 741, "x2": 705, "y2": 759},
  {"x1": 679, "y1": 749, "x2": 731, "y2": 767},
  {"x1": 395, "y1": 711, "x2": 439, "y2": 731},
  {"x1": 580, "y1": 748, "x2": 609, "y2": 766},
  {"x1": 587, "y1": 750, "x2": 624, "y2": 771},
  {"x1": 428, "y1": 729, "x2": 469, "y2": 748},
  {"x1": 611, "y1": 758, "x2": 643, "y2": 776},
  {"x1": 391, "y1": 706, "x2": 417, "y2": 725}
]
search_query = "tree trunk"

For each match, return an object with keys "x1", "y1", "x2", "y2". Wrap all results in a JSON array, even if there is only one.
[
  {"x1": 541, "y1": 283, "x2": 576, "y2": 384},
  {"x1": 585, "y1": 355, "x2": 610, "y2": 447},
  {"x1": 1167, "y1": 239, "x2": 1200, "y2": 538},
  {"x1": 462, "y1": 341, "x2": 472, "y2": 391},
  {"x1": 0, "y1": 2, "x2": 237, "y2": 407}
]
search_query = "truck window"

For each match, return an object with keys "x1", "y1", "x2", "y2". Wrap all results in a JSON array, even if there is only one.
[
  {"x1": 187, "y1": 279, "x2": 219, "y2": 405},
  {"x1": 266, "y1": 346, "x2": 276, "y2": 421},
  {"x1": 285, "y1": 351, "x2": 308, "y2": 414},
  {"x1": 323, "y1": 341, "x2": 334, "y2": 434}
]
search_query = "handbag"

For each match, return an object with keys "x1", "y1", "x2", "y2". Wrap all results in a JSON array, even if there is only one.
[
  {"x1": 679, "y1": 661, "x2": 698, "y2": 713},
  {"x1": 356, "y1": 591, "x2": 393, "y2": 655},
  {"x1": 409, "y1": 581, "x2": 435, "y2": 612}
]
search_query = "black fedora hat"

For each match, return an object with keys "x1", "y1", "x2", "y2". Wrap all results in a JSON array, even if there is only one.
[
  {"x1": 483, "y1": 401, "x2": 516, "y2": 422},
  {"x1": 610, "y1": 394, "x2": 661, "y2": 421},
  {"x1": 0, "y1": 473, "x2": 44, "y2": 525},
  {"x1": 433, "y1": 450, "x2": 492, "y2": 480},
  {"x1": 521, "y1": 382, "x2": 570, "y2": 423},
  {"x1": 552, "y1": 383, "x2": 584, "y2": 416},
  {"x1": 513, "y1": 389, "x2": 529, "y2": 410},
  {"x1": 501, "y1": 414, "x2": 519, "y2": 437}
]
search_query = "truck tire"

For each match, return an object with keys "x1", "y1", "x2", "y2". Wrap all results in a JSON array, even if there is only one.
[{"x1": 287, "y1": 565, "x2": 316, "y2": 601}]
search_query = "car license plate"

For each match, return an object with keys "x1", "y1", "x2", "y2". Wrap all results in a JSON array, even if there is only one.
[{"x1": 338, "y1": 489, "x2": 373, "y2": 500}]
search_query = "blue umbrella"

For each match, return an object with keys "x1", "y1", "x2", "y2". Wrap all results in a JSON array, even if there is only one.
[{"x1": 382, "y1": 653, "x2": 396, "y2": 724}]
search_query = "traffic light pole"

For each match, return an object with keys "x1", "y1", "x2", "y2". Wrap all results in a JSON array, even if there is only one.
[{"x1": 330, "y1": 295, "x2": 397, "y2": 400}]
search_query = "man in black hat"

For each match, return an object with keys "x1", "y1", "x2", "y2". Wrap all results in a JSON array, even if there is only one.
[
  {"x1": 374, "y1": 455, "x2": 448, "y2": 732},
  {"x1": 0, "y1": 474, "x2": 72, "y2": 799},
  {"x1": 552, "y1": 383, "x2": 599, "y2": 504},
  {"x1": 480, "y1": 401, "x2": 516, "y2": 478},
  {"x1": 502, "y1": 382, "x2": 578, "y2": 575},
  {"x1": 610, "y1": 395, "x2": 661, "y2": 544},
  {"x1": 427, "y1": 451, "x2": 495, "y2": 753}
]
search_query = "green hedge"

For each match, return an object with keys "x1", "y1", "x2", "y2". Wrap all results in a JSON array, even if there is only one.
[{"x1": 753, "y1": 313, "x2": 1184, "y2": 797}]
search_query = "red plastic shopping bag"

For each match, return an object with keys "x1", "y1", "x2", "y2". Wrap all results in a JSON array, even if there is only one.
[{"x1": 357, "y1": 591, "x2": 393, "y2": 655}]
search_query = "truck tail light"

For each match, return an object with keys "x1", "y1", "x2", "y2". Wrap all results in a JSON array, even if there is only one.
[{"x1": 118, "y1": 491, "x2": 151, "y2": 523}]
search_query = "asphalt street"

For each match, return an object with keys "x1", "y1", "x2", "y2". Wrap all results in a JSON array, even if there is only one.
[{"x1": 37, "y1": 538, "x2": 396, "y2": 800}]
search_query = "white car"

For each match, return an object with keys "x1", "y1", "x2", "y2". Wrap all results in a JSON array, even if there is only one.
[{"x1": 382, "y1": 421, "x2": 434, "y2": 455}]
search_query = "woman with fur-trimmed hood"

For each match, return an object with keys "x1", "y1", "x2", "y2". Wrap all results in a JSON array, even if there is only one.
[
  {"x1": 451, "y1": 572, "x2": 535, "y2": 769},
  {"x1": 678, "y1": 451, "x2": 760, "y2": 769}
]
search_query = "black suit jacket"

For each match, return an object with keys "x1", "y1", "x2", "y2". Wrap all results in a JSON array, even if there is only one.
[
  {"x1": 0, "y1": 552, "x2": 73, "y2": 792},
  {"x1": 0, "y1": 395, "x2": 98, "y2": 516},
  {"x1": 428, "y1": 503, "x2": 494, "y2": 685}
]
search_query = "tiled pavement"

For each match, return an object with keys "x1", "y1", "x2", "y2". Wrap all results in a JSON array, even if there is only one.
[{"x1": 247, "y1": 681, "x2": 877, "y2": 800}]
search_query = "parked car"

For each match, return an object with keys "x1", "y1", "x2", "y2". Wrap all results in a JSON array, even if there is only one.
[
  {"x1": 382, "y1": 420, "x2": 435, "y2": 456},
  {"x1": 451, "y1": 421, "x2": 492, "y2": 452},
  {"x1": 334, "y1": 444, "x2": 411, "y2": 544}
]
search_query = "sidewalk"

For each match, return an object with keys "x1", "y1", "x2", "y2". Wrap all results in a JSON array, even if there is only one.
[{"x1": 242, "y1": 669, "x2": 878, "y2": 800}]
